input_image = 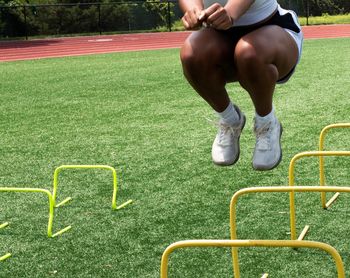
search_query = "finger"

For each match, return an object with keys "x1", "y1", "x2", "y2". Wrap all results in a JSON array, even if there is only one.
[
  {"x1": 181, "y1": 17, "x2": 191, "y2": 30},
  {"x1": 212, "y1": 15, "x2": 232, "y2": 29},
  {"x1": 189, "y1": 10, "x2": 200, "y2": 25},
  {"x1": 201, "y1": 3, "x2": 221, "y2": 20},
  {"x1": 206, "y1": 7, "x2": 226, "y2": 25},
  {"x1": 182, "y1": 11, "x2": 202, "y2": 30},
  {"x1": 183, "y1": 14, "x2": 196, "y2": 29},
  {"x1": 198, "y1": 10, "x2": 207, "y2": 22}
]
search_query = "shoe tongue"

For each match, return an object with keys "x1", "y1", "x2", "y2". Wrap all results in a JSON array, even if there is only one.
[
  {"x1": 255, "y1": 118, "x2": 269, "y2": 129},
  {"x1": 219, "y1": 119, "x2": 232, "y2": 127},
  {"x1": 255, "y1": 113, "x2": 274, "y2": 128}
]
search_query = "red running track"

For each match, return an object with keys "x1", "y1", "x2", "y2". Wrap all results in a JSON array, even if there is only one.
[{"x1": 0, "y1": 24, "x2": 349, "y2": 62}]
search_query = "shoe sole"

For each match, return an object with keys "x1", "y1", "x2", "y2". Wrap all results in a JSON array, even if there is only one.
[
  {"x1": 252, "y1": 123, "x2": 283, "y2": 171},
  {"x1": 213, "y1": 113, "x2": 246, "y2": 166}
]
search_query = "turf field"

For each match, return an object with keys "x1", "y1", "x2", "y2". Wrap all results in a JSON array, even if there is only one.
[{"x1": 0, "y1": 37, "x2": 349, "y2": 277}]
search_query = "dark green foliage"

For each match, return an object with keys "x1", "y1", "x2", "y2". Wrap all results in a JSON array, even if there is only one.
[
  {"x1": 142, "y1": 0, "x2": 174, "y2": 28},
  {"x1": 279, "y1": 0, "x2": 349, "y2": 16},
  {"x1": 1, "y1": 0, "x2": 350, "y2": 38}
]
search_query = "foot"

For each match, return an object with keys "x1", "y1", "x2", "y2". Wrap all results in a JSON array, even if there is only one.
[
  {"x1": 252, "y1": 116, "x2": 282, "y2": 171},
  {"x1": 211, "y1": 105, "x2": 246, "y2": 166}
]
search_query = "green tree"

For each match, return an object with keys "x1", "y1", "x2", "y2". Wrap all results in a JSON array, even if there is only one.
[{"x1": 142, "y1": 0, "x2": 174, "y2": 29}]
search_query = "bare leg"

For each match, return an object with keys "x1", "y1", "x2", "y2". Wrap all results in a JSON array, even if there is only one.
[
  {"x1": 180, "y1": 25, "x2": 300, "y2": 168},
  {"x1": 180, "y1": 28, "x2": 237, "y2": 112},
  {"x1": 232, "y1": 25, "x2": 300, "y2": 170},
  {"x1": 234, "y1": 25, "x2": 299, "y2": 116}
]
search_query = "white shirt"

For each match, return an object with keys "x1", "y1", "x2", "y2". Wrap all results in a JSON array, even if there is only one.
[{"x1": 203, "y1": 0, "x2": 278, "y2": 26}]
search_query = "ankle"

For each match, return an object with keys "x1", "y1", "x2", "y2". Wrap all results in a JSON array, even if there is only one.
[
  {"x1": 216, "y1": 102, "x2": 239, "y2": 125},
  {"x1": 255, "y1": 107, "x2": 276, "y2": 126}
]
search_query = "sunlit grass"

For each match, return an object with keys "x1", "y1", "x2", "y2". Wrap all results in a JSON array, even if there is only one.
[{"x1": 0, "y1": 38, "x2": 349, "y2": 277}]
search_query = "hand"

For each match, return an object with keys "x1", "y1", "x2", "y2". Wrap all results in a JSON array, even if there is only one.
[
  {"x1": 182, "y1": 7, "x2": 205, "y2": 30},
  {"x1": 200, "y1": 3, "x2": 234, "y2": 30}
]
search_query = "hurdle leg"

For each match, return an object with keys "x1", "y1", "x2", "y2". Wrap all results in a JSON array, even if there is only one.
[
  {"x1": 319, "y1": 123, "x2": 350, "y2": 209},
  {"x1": 320, "y1": 155, "x2": 340, "y2": 209}
]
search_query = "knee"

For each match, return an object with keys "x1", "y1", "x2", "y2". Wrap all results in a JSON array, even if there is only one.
[
  {"x1": 180, "y1": 31, "x2": 225, "y2": 72},
  {"x1": 234, "y1": 41, "x2": 262, "y2": 72},
  {"x1": 180, "y1": 39, "x2": 198, "y2": 69},
  {"x1": 234, "y1": 39, "x2": 279, "y2": 84}
]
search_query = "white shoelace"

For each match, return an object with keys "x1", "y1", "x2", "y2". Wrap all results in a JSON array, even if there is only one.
[
  {"x1": 254, "y1": 121, "x2": 272, "y2": 151},
  {"x1": 217, "y1": 122, "x2": 241, "y2": 145}
]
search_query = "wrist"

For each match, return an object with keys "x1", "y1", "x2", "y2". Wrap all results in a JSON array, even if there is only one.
[
  {"x1": 224, "y1": 7, "x2": 235, "y2": 26},
  {"x1": 229, "y1": 15, "x2": 234, "y2": 26}
]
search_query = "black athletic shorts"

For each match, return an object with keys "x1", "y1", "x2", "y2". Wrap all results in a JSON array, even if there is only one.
[{"x1": 220, "y1": 5, "x2": 303, "y2": 83}]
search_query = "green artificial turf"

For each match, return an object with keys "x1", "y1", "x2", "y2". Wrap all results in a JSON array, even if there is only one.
[{"x1": 0, "y1": 37, "x2": 349, "y2": 277}]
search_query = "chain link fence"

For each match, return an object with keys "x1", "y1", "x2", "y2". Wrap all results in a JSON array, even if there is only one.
[
  {"x1": 0, "y1": 0, "x2": 349, "y2": 39},
  {"x1": 0, "y1": 1, "x2": 183, "y2": 39}
]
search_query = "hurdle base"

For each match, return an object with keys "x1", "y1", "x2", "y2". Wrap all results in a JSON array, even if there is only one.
[
  {"x1": 51, "y1": 225, "x2": 72, "y2": 238},
  {"x1": 325, "y1": 192, "x2": 340, "y2": 209},
  {"x1": 0, "y1": 222, "x2": 9, "y2": 229},
  {"x1": 115, "y1": 199, "x2": 133, "y2": 210},
  {"x1": 55, "y1": 197, "x2": 72, "y2": 208},
  {"x1": 0, "y1": 253, "x2": 11, "y2": 261},
  {"x1": 297, "y1": 225, "x2": 310, "y2": 241}
]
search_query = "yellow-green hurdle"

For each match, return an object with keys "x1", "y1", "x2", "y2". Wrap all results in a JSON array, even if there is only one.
[
  {"x1": 289, "y1": 151, "x2": 350, "y2": 239},
  {"x1": 229, "y1": 186, "x2": 350, "y2": 277},
  {"x1": 0, "y1": 222, "x2": 11, "y2": 261},
  {"x1": 319, "y1": 123, "x2": 350, "y2": 209},
  {"x1": 0, "y1": 187, "x2": 71, "y2": 238},
  {"x1": 53, "y1": 165, "x2": 132, "y2": 210},
  {"x1": 160, "y1": 239, "x2": 345, "y2": 278}
]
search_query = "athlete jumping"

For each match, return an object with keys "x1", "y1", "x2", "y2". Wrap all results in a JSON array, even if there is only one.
[{"x1": 179, "y1": 0, "x2": 303, "y2": 170}]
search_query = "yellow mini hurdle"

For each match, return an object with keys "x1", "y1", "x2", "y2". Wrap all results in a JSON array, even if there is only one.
[
  {"x1": 0, "y1": 187, "x2": 71, "y2": 238},
  {"x1": 288, "y1": 151, "x2": 350, "y2": 239},
  {"x1": 319, "y1": 123, "x2": 350, "y2": 208},
  {"x1": 290, "y1": 151, "x2": 350, "y2": 209},
  {"x1": 229, "y1": 186, "x2": 350, "y2": 276},
  {"x1": 160, "y1": 239, "x2": 345, "y2": 278},
  {"x1": 52, "y1": 165, "x2": 132, "y2": 210}
]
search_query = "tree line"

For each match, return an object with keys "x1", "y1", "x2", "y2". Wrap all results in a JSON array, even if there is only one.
[
  {"x1": 0, "y1": 0, "x2": 349, "y2": 38},
  {"x1": 278, "y1": 0, "x2": 349, "y2": 15},
  {"x1": 0, "y1": 0, "x2": 179, "y2": 37}
]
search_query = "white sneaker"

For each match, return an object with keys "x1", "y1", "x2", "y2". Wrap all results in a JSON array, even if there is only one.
[
  {"x1": 211, "y1": 105, "x2": 246, "y2": 166},
  {"x1": 252, "y1": 116, "x2": 282, "y2": 171}
]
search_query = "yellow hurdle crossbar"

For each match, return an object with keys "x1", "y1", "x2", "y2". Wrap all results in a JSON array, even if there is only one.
[
  {"x1": 0, "y1": 187, "x2": 71, "y2": 238},
  {"x1": 319, "y1": 123, "x2": 350, "y2": 208},
  {"x1": 52, "y1": 165, "x2": 132, "y2": 210},
  {"x1": 229, "y1": 186, "x2": 350, "y2": 275},
  {"x1": 160, "y1": 239, "x2": 345, "y2": 278}
]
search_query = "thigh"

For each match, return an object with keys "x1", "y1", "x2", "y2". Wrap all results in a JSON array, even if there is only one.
[
  {"x1": 182, "y1": 27, "x2": 240, "y2": 81},
  {"x1": 235, "y1": 25, "x2": 299, "y2": 80}
]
